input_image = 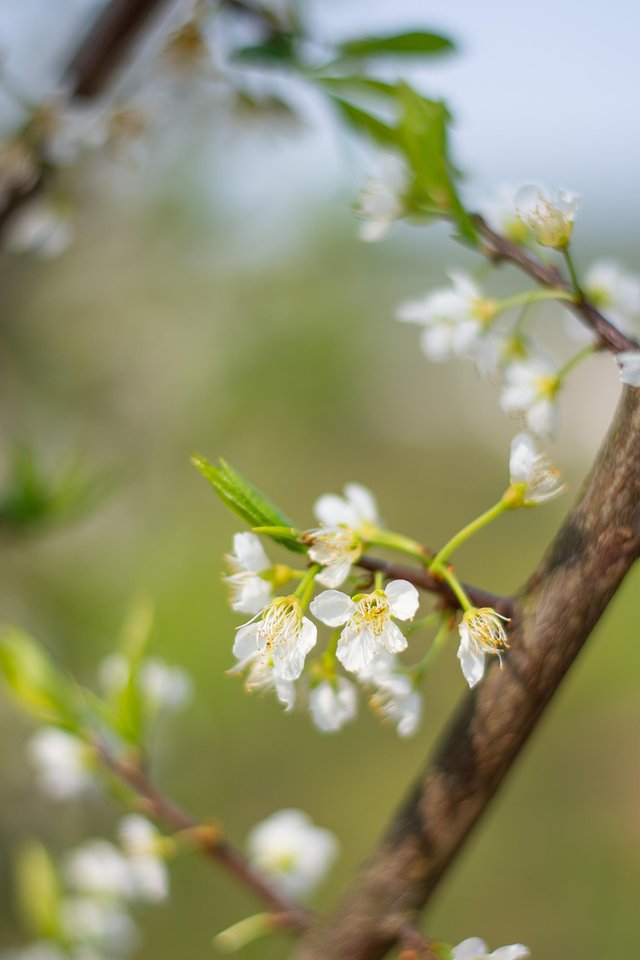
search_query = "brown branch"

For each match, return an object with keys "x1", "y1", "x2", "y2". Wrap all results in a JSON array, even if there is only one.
[
  {"x1": 475, "y1": 216, "x2": 638, "y2": 353},
  {"x1": 95, "y1": 741, "x2": 310, "y2": 933},
  {"x1": 295, "y1": 385, "x2": 640, "y2": 959},
  {"x1": 357, "y1": 555, "x2": 515, "y2": 620}
]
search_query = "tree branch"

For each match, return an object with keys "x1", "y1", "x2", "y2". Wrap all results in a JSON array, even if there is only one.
[
  {"x1": 295, "y1": 385, "x2": 640, "y2": 959},
  {"x1": 95, "y1": 740, "x2": 310, "y2": 933},
  {"x1": 475, "y1": 216, "x2": 638, "y2": 353},
  {"x1": 357, "y1": 555, "x2": 515, "y2": 620}
]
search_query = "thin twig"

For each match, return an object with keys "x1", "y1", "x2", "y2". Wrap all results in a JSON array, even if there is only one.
[
  {"x1": 357, "y1": 555, "x2": 515, "y2": 620},
  {"x1": 95, "y1": 740, "x2": 311, "y2": 933},
  {"x1": 475, "y1": 216, "x2": 638, "y2": 353}
]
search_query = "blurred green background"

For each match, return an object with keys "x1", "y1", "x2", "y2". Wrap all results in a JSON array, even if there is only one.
[{"x1": 1, "y1": 2, "x2": 640, "y2": 958}]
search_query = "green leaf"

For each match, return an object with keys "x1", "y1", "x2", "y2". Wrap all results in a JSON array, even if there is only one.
[
  {"x1": 327, "y1": 95, "x2": 396, "y2": 146},
  {"x1": 15, "y1": 840, "x2": 61, "y2": 939},
  {"x1": 233, "y1": 33, "x2": 296, "y2": 65},
  {"x1": 0, "y1": 625, "x2": 79, "y2": 728},
  {"x1": 338, "y1": 31, "x2": 454, "y2": 59},
  {"x1": 192, "y1": 454, "x2": 305, "y2": 552},
  {"x1": 396, "y1": 83, "x2": 476, "y2": 244}
]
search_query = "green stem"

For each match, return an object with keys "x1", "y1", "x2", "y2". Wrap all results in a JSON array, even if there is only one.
[
  {"x1": 412, "y1": 618, "x2": 452, "y2": 682},
  {"x1": 556, "y1": 344, "x2": 596, "y2": 382},
  {"x1": 434, "y1": 563, "x2": 472, "y2": 611},
  {"x1": 364, "y1": 529, "x2": 429, "y2": 564},
  {"x1": 295, "y1": 564, "x2": 320, "y2": 607},
  {"x1": 374, "y1": 569, "x2": 384, "y2": 591},
  {"x1": 496, "y1": 287, "x2": 575, "y2": 315},
  {"x1": 562, "y1": 247, "x2": 582, "y2": 297},
  {"x1": 431, "y1": 500, "x2": 508, "y2": 567}
]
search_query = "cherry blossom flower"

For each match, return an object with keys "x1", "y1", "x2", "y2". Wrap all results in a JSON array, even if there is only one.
[
  {"x1": 355, "y1": 155, "x2": 408, "y2": 242},
  {"x1": 28, "y1": 728, "x2": 95, "y2": 800},
  {"x1": 310, "y1": 580, "x2": 419, "y2": 673},
  {"x1": 306, "y1": 483, "x2": 379, "y2": 588},
  {"x1": 234, "y1": 596, "x2": 317, "y2": 682},
  {"x1": 452, "y1": 937, "x2": 529, "y2": 960},
  {"x1": 3, "y1": 199, "x2": 73, "y2": 258},
  {"x1": 313, "y1": 482, "x2": 379, "y2": 530},
  {"x1": 308, "y1": 677, "x2": 357, "y2": 733},
  {"x1": 396, "y1": 271, "x2": 497, "y2": 362},
  {"x1": 618, "y1": 351, "x2": 640, "y2": 387},
  {"x1": 117, "y1": 816, "x2": 169, "y2": 904},
  {"x1": 358, "y1": 653, "x2": 422, "y2": 737},
  {"x1": 583, "y1": 260, "x2": 640, "y2": 331},
  {"x1": 60, "y1": 896, "x2": 138, "y2": 955},
  {"x1": 224, "y1": 532, "x2": 273, "y2": 614},
  {"x1": 457, "y1": 608, "x2": 509, "y2": 688},
  {"x1": 507, "y1": 433, "x2": 564, "y2": 506},
  {"x1": 246, "y1": 809, "x2": 338, "y2": 896},
  {"x1": 500, "y1": 357, "x2": 560, "y2": 436},
  {"x1": 99, "y1": 654, "x2": 192, "y2": 712},
  {"x1": 230, "y1": 642, "x2": 296, "y2": 711},
  {"x1": 515, "y1": 185, "x2": 579, "y2": 249}
]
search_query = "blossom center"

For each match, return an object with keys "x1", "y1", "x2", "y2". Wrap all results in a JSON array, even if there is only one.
[
  {"x1": 258, "y1": 597, "x2": 302, "y2": 651},
  {"x1": 352, "y1": 593, "x2": 390, "y2": 636}
]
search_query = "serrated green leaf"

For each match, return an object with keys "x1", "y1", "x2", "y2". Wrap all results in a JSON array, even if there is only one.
[
  {"x1": 0, "y1": 625, "x2": 79, "y2": 728},
  {"x1": 328, "y1": 95, "x2": 396, "y2": 146},
  {"x1": 15, "y1": 840, "x2": 61, "y2": 939},
  {"x1": 192, "y1": 454, "x2": 305, "y2": 552},
  {"x1": 338, "y1": 31, "x2": 454, "y2": 59}
]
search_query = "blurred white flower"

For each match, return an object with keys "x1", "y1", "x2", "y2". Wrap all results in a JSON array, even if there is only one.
[
  {"x1": 457, "y1": 608, "x2": 509, "y2": 688},
  {"x1": 477, "y1": 185, "x2": 530, "y2": 243},
  {"x1": 3, "y1": 199, "x2": 73, "y2": 258},
  {"x1": 224, "y1": 532, "x2": 273, "y2": 614},
  {"x1": 231, "y1": 643, "x2": 297, "y2": 710},
  {"x1": 508, "y1": 433, "x2": 563, "y2": 505},
  {"x1": 452, "y1": 937, "x2": 529, "y2": 960},
  {"x1": 60, "y1": 896, "x2": 138, "y2": 955},
  {"x1": 246, "y1": 809, "x2": 338, "y2": 896},
  {"x1": 0, "y1": 943, "x2": 66, "y2": 960},
  {"x1": 396, "y1": 271, "x2": 496, "y2": 362},
  {"x1": 310, "y1": 580, "x2": 419, "y2": 673},
  {"x1": 64, "y1": 841, "x2": 133, "y2": 900},
  {"x1": 618, "y1": 351, "x2": 640, "y2": 387},
  {"x1": 139, "y1": 658, "x2": 193, "y2": 711},
  {"x1": 355, "y1": 156, "x2": 408, "y2": 242},
  {"x1": 515, "y1": 185, "x2": 579, "y2": 249},
  {"x1": 583, "y1": 260, "x2": 640, "y2": 331},
  {"x1": 500, "y1": 357, "x2": 560, "y2": 436},
  {"x1": 28, "y1": 728, "x2": 94, "y2": 800},
  {"x1": 358, "y1": 654, "x2": 422, "y2": 737},
  {"x1": 305, "y1": 526, "x2": 362, "y2": 589},
  {"x1": 308, "y1": 677, "x2": 357, "y2": 733},
  {"x1": 234, "y1": 596, "x2": 317, "y2": 682},
  {"x1": 117, "y1": 816, "x2": 169, "y2": 902},
  {"x1": 313, "y1": 482, "x2": 378, "y2": 530}
]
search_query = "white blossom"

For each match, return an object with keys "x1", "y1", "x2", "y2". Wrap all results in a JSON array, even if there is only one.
[
  {"x1": 234, "y1": 596, "x2": 317, "y2": 682},
  {"x1": 396, "y1": 271, "x2": 497, "y2": 363},
  {"x1": 64, "y1": 841, "x2": 134, "y2": 900},
  {"x1": 310, "y1": 580, "x2": 419, "y2": 673},
  {"x1": 358, "y1": 654, "x2": 422, "y2": 737},
  {"x1": 307, "y1": 483, "x2": 379, "y2": 588},
  {"x1": 515, "y1": 185, "x2": 579, "y2": 249},
  {"x1": 583, "y1": 260, "x2": 640, "y2": 331},
  {"x1": 500, "y1": 357, "x2": 560, "y2": 436},
  {"x1": 618, "y1": 351, "x2": 640, "y2": 387},
  {"x1": 452, "y1": 937, "x2": 529, "y2": 960},
  {"x1": 355, "y1": 156, "x2": 408, "y2": 242},
  {"x1": 308, "y1": 677, "x2": 357, "y2": 733},
  {"x1": 28, "y1": 728, "x2": 94, "y2": 800},
  {"x1": 139, "y1": 658, "x2": 192, "y2": 711},
  {"x1": 477, "y1": 185, "x2": 530, "y2": 243},
  {"x1": 116, "y1": 816, "x2": 169, "y2": 902},
  {"x1": 246, "y1": 809, "x2": 338, "y2": 896},
  {"x1": 60, "y1": 896, "x2": 138, "y2": 955},
  {"x1": 508, "y1": 433, "x2": 564, "y2": 505},
  {"x1": 313, "y1": 482, "x2": 378, "y2": 530},
  {"x1": 224, "y1": 532, "x2": 273, "y2": 614},
  {"x1": 231, "y1": 644, "x2": 297, "y2": 710},
  {"x1": 457, "y1": 607, "x2": 509, "y2": 688},
  {"x1": 4, "y1": 199, "x2": 73, "y2": 258}
]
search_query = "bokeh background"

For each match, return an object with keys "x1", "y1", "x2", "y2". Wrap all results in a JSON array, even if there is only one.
[{"x1": 0, "y1": 1, "x2": 639, "y2": 958}]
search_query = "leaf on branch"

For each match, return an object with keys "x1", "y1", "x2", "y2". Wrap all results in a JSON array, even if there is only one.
[
  {"x1": 0, "y1": 624, "x2": 80, "y2": 728},
  {"x1": 337, "y1": 31, "x2": 455, "y2": 59},
  {"x1": 15, "y1": 840, "x2": 62, "y2": 940},
  {"x1": 327, "y1": 95, "x2": 396, "y2": 146},
  {"x1": 192, "y1": 454, "x2": 305, "y2": 552}
]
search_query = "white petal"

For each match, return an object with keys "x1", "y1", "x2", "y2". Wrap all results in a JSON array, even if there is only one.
[
  {"x1": 508, "y1": 433, "x2": 536, "y2": 483},
  {"x1": 232, "y1": 532, "x2": 270, "y2": 572},
  {"x1": 490, "y1": 946, "x2": 530, "y2": 960},
  {"x1": 420, "y1": 323, "x2": 455, "y2": 361},
  {"x1": 385, "y1": 579, "x2": 419, "y2": 620},
  {"x1": 309, "y1": 678, "x2": 357, "y2": 733},
  {"x1": 453, "y1": 938, "x2": 489, "y2": 960},
  {"x1": 316, "y1": 559, "x2": 353, "y2": 589},
  {"x1": 527, "y1": 397, "x2": 557, "y2": 436},
  {"x1": 457, "y1": 640, "x2": 485, "y2": 688},
  {"x1": 344, "y1": 483, "x2": 378, "y2": 524},
  {"x1": 618, "y1": 351, "x2": 640, "y2": 387},
  {"x1": 274, "y1": 677, "x2": 296, "y2": 711},
  {"x1": 310, "y1": 590, "x2": 356, "y2": 627},
  {"x1": 233, "y1": 623, "x2": 260, "y2": 660},
  {"x1": 337, "y1": 625, "x2": 379, "y2": 672},
  {"x1": 272, "y1": 618, "x2": 317, "y2": 681},
  {"x1": 313, "y1": 494, "x2": 358, "y2": 527},
  {"x1": 380, "y1": 620, "x2": 408, "y2": 654}
]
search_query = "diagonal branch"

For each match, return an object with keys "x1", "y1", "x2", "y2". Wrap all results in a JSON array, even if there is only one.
[
  {"x1": 357, "y1": 555, "x2": 514, "y2": 620},
  {"x1": 475, "y1": 216, "x2": 638, "y2": 353},
  {"x1": 95, "y1": 740, "x2": 310, "y2": 933},
  {"x1": 295, "y1": 385, "x2": 640, "y2": 960}
]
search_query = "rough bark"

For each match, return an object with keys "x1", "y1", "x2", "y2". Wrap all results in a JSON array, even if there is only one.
[{"x1": 295, "y1": 386, "x2": 640, "y2": 960}]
